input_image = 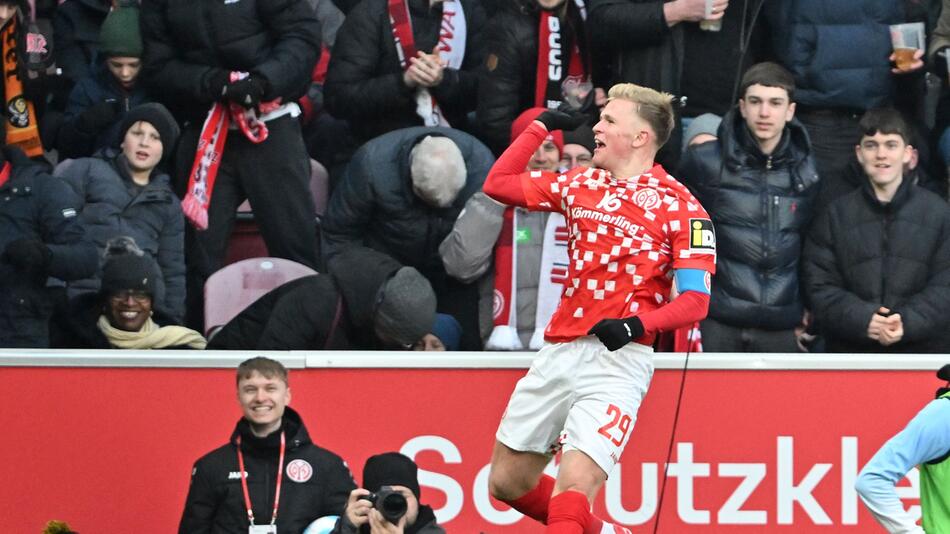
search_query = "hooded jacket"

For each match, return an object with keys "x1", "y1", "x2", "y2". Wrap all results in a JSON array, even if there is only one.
[
  {"x1": 321, "y1": 127, "x2": 492, "y2": 278},
  {"x1": 0, "y1": 147, "x2": 98, "y2": 347},
  {"x1": 206, "y1": 247, "x2": 407, "y2": 351},
  {"x1": 140, "y1": 0, "x2": 321, "y2": 122},
  {"x1": 55, "y1": 148, "x2": 185, "y2": 321},
  {"x1": 324, "y1": 0, "x2": 487, "y2": 143},
  {"x1": 179, "y1": 407, "x2": 356, "y2": 534},
  {"x1": 679, "y1": 108, "x2": 819, "y2": 330},
  {"x1": 803, "y1": 177, "x2": 950, "y2": 353}
]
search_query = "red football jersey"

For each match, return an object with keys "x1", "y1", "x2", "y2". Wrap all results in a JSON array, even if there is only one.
[{"x1": 519, "y1": 161, "x2": 717, "y2": 342}]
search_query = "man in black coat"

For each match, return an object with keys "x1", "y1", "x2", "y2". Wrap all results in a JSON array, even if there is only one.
[
  {"x1": 679, "y1": 62, "x2": 820, "y2": 352},
  {"x1": 803, "y1": 109, "x2": 950, "y2": 353},
  {"x1": 179, "y1": 357, "x2": 356, "y2": 533},
  {"x1": 0, "y1": 145, "x2": 97, "y2": 347},
  {"x1": 324, "y1": 0, "x2": 486, "y2": 144},
  {"x1": 207, "y1": 247, "x2": 438, "y2": 351},
  {"x1": 141, "y1": 0, "x2": 323, "y2": 330}
]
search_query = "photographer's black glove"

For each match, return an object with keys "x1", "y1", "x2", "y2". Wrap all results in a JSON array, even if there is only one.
[
  {"x1": 77, "y1": 101, "x2": 118, "y2": 133},
  {"x1": 536, "y1": 109, "x2": 588, "y2": 133},
  {"x1": 3, "y1": 238, "x2": 52, "y2": 274},
  {"x1": 587, "y1": 317, "x2": 645, "y2": 351},
  {"x1": 223, "y1": 77, "x2": 267, "y2": 108}
]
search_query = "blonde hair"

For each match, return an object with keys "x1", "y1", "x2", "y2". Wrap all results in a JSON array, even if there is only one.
[{"x1": 607, "y1": 83, "x2": 676, "y2": 148}]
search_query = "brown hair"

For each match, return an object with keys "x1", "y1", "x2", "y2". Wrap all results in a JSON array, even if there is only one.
[
  {"x1": 858, "y1": 108, "x2": 910, "y2": 145},
  {"x1": 236, "y1": 356, "x2": 289, "y2": 386},
  {"x1": 607, "y1": 83, "x2": 676, "y2": 148},
  {"x1": 739, "y1": 62, "x2": 796, "y2": 102}
]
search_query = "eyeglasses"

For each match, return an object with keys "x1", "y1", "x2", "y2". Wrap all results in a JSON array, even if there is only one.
[
  {"x1": 560, "y1": 154, "x2": 593, "y2": 167},
  {"x1": 110, "y1": 290, "x2": 151, "y2": 303}
]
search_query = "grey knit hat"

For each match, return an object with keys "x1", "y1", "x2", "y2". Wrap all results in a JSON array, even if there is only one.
[
  {"x1": 684, "y1": 113, "x2": 722, "y2": 146},
  {"x1": 373, "y1": 267, "x2": 437, "y2": 347}
]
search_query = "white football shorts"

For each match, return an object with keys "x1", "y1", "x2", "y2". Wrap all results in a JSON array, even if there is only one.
[{"x1": 496, "y1": 336, "x2": 654, "y2": 475}]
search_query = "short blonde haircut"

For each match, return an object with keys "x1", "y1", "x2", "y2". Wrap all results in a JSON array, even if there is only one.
[{"x1": 607, "y1": 83, "x2": 676, "y2": 148}]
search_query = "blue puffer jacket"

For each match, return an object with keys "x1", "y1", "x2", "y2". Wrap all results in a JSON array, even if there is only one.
[{"x1": 767, "y1": 0, "x2": 903, "y2": 110}]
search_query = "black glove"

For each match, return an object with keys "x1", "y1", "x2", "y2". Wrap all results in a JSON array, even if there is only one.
[
  {"x1": 2, "y1": 238, "x2": 52, "y2": 274},
  {"x1": 223, "y1": 77, "x2": 267, "y2": 108},
  {"x1": 558, "y1": 88, "x2": 600, "y2": 125},
  {"x1": 77, "y1": 101, "x2": 119, "y2": 133},
  {"x1": 587, "y1": 317, "x2": 645, "y2": 351},
  {"x1": 536, "y1": 109, "x2": 589, "y2": 133}
]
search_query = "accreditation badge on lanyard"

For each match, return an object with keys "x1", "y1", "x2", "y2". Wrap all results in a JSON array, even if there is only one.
[{"x1": 237, "y1": 432, "x2": 286, "y2": 534}]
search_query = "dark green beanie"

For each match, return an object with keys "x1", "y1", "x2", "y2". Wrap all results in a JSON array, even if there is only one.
[{"x1": 99, "y1": 3, "x2": 142, "y2": 58}]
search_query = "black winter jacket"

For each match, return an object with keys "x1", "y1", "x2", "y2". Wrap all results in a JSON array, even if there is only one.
[
  {"x1": 141, "y1": 0, "x2": 321, "y2": 122},
  {"x1": 207, "y1": 247, "x2": 406, "y2": 350},
  {"x1": 679, "y1": 109, "x2": 819, "y2": 330},
  {"x1": 0, "y1": 147, "x2": 98, "y2": 347},
  {"x1": 803, "y1": 178, "x2": 950, "y2": 353},
  {"x1": 321, "y1": 127, "x2": 492, "y2": 277},
  {"x1": 475, "y1": 0, "x2": 594, "y2": 155},
  {"x1": 52, "y1": 0, "x2": 111, "y2": 85},
  {"x1": 55, "y1": 149, "x2": 185, "y2": 321},
  {"x1": 179, "y1": 408, "x2": 356, "y2": 534},
  {"x1": 324, "y1": 0, "x2": 486, "y2": 144}
]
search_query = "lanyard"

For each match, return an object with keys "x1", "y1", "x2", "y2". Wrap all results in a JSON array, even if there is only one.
[{"x1": 236, "y1": 431, "x2": 286, "y2": 526}]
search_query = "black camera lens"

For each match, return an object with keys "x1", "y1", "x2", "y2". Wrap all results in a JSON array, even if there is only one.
[{"x1": 376, "y1": 488, "x2": 408, "y2": 524}]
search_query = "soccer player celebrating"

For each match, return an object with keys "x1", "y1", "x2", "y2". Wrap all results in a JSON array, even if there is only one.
[{"x1": 483, "y1": 84, "x2": 717, "y2": 533}]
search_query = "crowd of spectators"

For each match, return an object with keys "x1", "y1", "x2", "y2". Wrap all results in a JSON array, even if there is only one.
[{"x1": 3, "y1": 0, "x2": 950, "y2": 354}]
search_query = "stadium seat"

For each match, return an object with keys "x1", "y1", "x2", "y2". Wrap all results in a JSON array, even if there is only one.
[{"x1": 203, "y1": 257, "x2": 319, "y2": 336}]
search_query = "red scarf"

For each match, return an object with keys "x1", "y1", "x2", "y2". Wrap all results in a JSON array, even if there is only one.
[
  {"x1": 534, "y1": 3, "x2": 588, "y2": 109},
  {"x1": 486, "y1": 208, "x2": 522, "y2": 350},
  {"x1": 181, "y1": 72, "x2": 281, "y2": 230}
]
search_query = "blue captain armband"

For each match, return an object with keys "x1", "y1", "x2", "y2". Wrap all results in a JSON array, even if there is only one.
[{"x1": 674, "y1": 268, "x2": 711, "y2": 295}]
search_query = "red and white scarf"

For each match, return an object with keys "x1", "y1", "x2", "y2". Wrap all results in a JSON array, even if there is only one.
[
  {"x1": 535, "y1": 0, "x2": 588, "y2": 109},
  {"x1": 487, "y1": 208, "x2": 521, "y2": 349},
  {"x1": 181, "y1": 72, "x2": 281, "y2": 230},
  {"x1": 388, "y1": 0, "x2": 466, "y2": 127},
  {"x1": 487, "y1": 210, "x2": 570, "y2": 351}
]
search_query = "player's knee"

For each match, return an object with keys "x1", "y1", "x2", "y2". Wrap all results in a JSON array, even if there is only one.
[{"x1": 487, "y1": 467, "x2": 518, "y2": 501}]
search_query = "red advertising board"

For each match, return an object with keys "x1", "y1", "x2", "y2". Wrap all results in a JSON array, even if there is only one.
[{"x1": 0, "y1": 363, "x2": 940, "y2": 533}]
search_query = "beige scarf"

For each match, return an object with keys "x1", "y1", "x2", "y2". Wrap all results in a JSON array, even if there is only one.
[{"x1": 97, "y1": 316, "x2": 207, "y2": 349}]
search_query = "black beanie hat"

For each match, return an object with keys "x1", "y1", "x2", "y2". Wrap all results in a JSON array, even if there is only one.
[
  {"x1": 119, "y1": 103, "x2": 181, "y2": 158},
  {"x1": 362, "y1": 452, "x2": 421, "y2": 498},
  {"x1": 100, "y1": 252, "x2": 155, "y2": 298}
]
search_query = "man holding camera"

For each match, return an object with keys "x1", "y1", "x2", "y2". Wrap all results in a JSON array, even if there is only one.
[
  {"x1": 178, "y1": 357, "x2": 356, "y2": 533},
  {"x1": 334, "y1": 452, "x2": 444, "y2": 534}
]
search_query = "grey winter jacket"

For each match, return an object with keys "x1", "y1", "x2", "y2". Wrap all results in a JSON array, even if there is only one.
[
  {"x1": 55, "y1": 149, "x2": 185, "y2": 322},
  {"x1": 440, "y1": 192, "x2": 547, "y2": 346}
]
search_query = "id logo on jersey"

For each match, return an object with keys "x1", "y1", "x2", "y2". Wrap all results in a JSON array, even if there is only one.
[{"x1": 689, "y1": 219, "x2": 715, "y2": 249}]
